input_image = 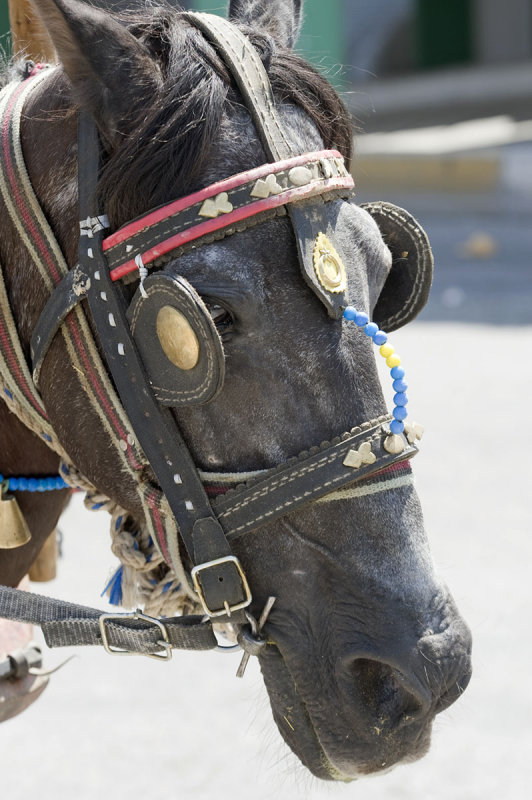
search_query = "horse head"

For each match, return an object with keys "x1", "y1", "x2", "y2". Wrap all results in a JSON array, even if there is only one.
[{"x1": 0, "y1": 0, "x2": 471, "y2": 780}]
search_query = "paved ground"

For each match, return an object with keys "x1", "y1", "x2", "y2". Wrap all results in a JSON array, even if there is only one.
[{"x1": 1, "y1": 186, "x2": 531, "y2": 799}]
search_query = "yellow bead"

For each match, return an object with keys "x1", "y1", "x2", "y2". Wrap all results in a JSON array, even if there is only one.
[
  {"x1": 380, "y1": 343, "x2": 394, "y2": 358},
  {"x1": 387, "y1": 354, "x2": 401, "y2": 368}
]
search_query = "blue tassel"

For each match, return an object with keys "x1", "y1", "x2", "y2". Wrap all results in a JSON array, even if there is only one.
[{"x1": 102, "y1": 565, "x2": 124, "y2": 606}]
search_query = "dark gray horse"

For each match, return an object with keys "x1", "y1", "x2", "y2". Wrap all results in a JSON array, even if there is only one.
[{"x1": 0, "y1": 0, "x2": 471, "y2": 780}]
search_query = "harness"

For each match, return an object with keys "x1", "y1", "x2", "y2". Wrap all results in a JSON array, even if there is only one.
[{"x1": 0, "y1": 15, "x2": 423, "y2": 663}]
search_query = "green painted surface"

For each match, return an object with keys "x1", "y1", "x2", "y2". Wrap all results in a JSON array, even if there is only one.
[
  {"x1": 0, "y1": 2, "x2": 11, "y2": 54},
  {"x1": 415, "y1": 0, "x2": 473, "y2": 68},
  {"x1": 0, "y1": 1, "x2": 346, "y2": 84},
  {"x1": 189, "y1": 0, "x2": 227, "y2": 16},
  {"x1": 298, "y1": 0, "x2": 346, "y2": 88}
]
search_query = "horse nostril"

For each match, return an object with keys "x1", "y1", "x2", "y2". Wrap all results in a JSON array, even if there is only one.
[
  {"x1": 417, "y1": 622, "x2": 473, "y2": 713},
  {"x1": 351, "y1": 658, "x2": 431, "y2": 728}
]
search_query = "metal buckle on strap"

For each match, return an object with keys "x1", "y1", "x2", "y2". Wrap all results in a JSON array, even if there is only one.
[
  {"x1": 99, "y1": 610, "x2": 172, "y2": 660},
  {"x1": 191, "y1": 555, "x2": 252, "y2": 618}
]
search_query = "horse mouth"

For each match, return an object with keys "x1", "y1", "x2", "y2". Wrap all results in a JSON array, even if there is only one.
[
  {"x1": 259, "y1": 645, "x2": 353, "y2": 781},
  {"x1": 259, "y1": 644, "x2": 432, "y2": 781}
]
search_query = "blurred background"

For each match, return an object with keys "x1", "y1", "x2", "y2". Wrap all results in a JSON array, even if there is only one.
[{"x1": 1, "y1": 1, "x2": 531, "y2": 798}]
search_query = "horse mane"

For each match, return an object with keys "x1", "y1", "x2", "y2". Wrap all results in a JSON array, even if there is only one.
[{"x1": 1, "y1": 3, "x2": 352, "y2": 227}]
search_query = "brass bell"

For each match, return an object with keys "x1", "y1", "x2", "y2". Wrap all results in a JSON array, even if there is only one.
[{"x1": 0, "y1": 485, "x2": 32, "y2": 549}]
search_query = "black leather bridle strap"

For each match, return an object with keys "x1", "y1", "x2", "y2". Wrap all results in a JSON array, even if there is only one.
[
  {"x1": 216, "y1": 419, "x2": 418, "y2": 539},
  {"x1": 30, "y1": 149, "x2": 353, "y2": 379},
  {"x1": 77, "y1": 113, "x2": 249, "y2": 622},
  {"x1": 182, "y1": 13, "x2": 349, "y2": 318},
  {"x1": 182, "y1": 13, "x2": 293, "y2": 163},
  {"x1": 31, "y1": 265, "x2": 89, "y2": 383}
]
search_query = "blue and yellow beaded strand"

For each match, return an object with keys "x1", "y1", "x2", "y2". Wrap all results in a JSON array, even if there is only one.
[{"x1": 343, "y1": 306, "x2": 408, "y2": 436}]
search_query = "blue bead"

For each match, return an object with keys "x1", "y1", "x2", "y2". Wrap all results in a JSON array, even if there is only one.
[
  {"x1": 45, "y1": 478, "x2": 55, "y2": 490},
  {"x1": 373, "y1": 331, "x2": 387, "y2": 346},
  {"x1": 56, "y1": 477, "x2": 67, "y2": 489},
  {"x1": 28, "y1": 478, "x2": 38, "y2": 492},
  {"x1": 390, "y1": 366, "x2": 405, "y2": 380},
  {"x1": 390, "y1": 419, "x2": 404, "y2": 435},
  {"x1": 393, "y1": 406, "x2": 408, "y2": 421},
  {"x1": 343, "y1": 306, "x2": 357, "y2": 321},
  {"x1": 355, "y1": 311, "x2": 369, "y2": 327},
  {"x1": 8, "y1": 477, "x2": 18, "y2": 491},
  {"x1": 364, "y1": 322, "x2": 379, "y2": 337},
  {"x1": 393, "y1": 378, "x2": 408, "y2": 393},
  {"x1": 36, "y1": 480, "x2": 46, "y2": 492},
  {"x1": 393, "y1": 392, "x2": 408, "y2": 407},
  {"x1": 18, "y1": 477, "x2": 28, "y2": 491}
]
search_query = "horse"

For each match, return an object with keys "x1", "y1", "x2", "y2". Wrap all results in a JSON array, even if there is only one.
[{"x1": 0, "y1": 0, "x2": 472, "y2": 781}]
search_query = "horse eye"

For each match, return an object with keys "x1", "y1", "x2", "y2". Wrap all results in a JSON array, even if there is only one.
[{"x1": 205, "y1": 303, "x2": 234, "y2": 337}]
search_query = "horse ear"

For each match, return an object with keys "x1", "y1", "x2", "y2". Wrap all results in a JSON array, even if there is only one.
[
  {"x1": 361, "y1": 202, "x2": 434, "y2": 332},
  {"x1": 30, "y1": 0, "x2": 160, "y2": 145},
  {"x1": 228, "y1": 0, "x2": 303, "y2": 48}
]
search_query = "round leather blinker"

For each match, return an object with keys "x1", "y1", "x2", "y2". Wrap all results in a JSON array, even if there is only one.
[{"x1": 127, "y1": 272, "x2": 225, "y2": 406}]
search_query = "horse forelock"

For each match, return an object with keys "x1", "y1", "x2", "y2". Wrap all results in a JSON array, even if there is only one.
[{"x1": 94, "y1": 4, "x2": 353, "y2": 227}]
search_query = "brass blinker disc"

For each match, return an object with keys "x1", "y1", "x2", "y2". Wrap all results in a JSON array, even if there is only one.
[
  {"x1": 156, "y1": 306, "x2": 200, "y2": 371},
  {"x1": 0, "y1": 482, "x2": 32, "y2": 549}
]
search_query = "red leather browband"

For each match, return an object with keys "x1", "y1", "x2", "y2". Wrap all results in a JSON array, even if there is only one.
[{"x1": 103, "y1": 150, "x2": 354, "y2": 282}]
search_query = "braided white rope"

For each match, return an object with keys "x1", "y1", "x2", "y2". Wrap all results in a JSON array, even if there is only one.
[{"x1": 61, "y1": 463, "x2": 198, "y2": 616}]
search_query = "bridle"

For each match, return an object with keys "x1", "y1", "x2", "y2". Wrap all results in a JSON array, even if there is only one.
[{"x1": 0, "y1": 14, "x2": 421, "y2": 661}]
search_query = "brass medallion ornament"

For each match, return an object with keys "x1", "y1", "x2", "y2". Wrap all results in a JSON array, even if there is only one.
[
  {"x1": 313, "y1": 233, "x2": 347, "y2": 294},
  {"x1": 156, "y1": 306, "x2": 200, "y2": 371}
]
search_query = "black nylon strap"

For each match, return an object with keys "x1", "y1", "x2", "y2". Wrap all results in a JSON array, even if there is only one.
[{"x1": 0, "y1": 586, "x2": 216, "y2": 652}]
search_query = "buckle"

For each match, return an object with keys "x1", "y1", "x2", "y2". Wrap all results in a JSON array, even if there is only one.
[
  {"x1": 99, "y1": 610, "x2": 172, "y2": 660},
  {"x1": 191, "y1": 555, "x2": 252, "y2": 618}
]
